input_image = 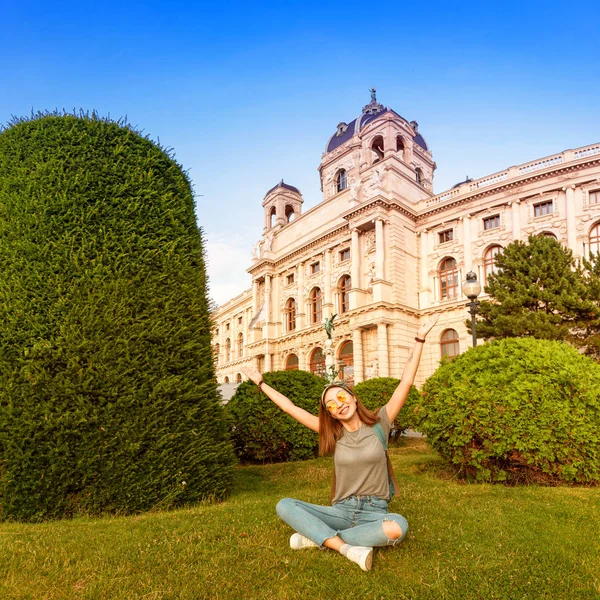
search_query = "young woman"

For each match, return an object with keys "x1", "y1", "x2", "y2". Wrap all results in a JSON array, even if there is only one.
[{"x1": 241, "y1": 313, "x2": 439, "y2": 571}]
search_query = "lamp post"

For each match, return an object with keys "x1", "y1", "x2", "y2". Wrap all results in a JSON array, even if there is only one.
[{"x1": 462, "y1": 271, "x2": 482, "y2": 347}]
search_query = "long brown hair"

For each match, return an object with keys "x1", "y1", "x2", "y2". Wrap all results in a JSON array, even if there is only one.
[{"x1": 318, "y1": 386, "x2": 379, "y2": 456}]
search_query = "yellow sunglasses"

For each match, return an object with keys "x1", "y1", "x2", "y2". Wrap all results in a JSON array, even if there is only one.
[{"x1": 324, "y1": 390, "x2": 353, "y2": 413}]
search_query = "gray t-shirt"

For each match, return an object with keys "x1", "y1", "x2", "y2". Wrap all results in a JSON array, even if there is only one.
[{"x1": 332, "y1": 407, "x2": 392, "y2": 503}]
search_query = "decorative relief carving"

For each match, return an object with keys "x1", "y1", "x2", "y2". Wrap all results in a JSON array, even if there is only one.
[{"x1": 364, "y1": 230, "x2": 376, "y2": 254}]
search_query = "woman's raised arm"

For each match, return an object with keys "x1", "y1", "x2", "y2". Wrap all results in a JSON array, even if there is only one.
[
  {"x1": 240, "y1": 366, "x2": 320, "y2": 432},
  {"x1": 385, "y1": 313, "x2": 440, "y2": 423}
]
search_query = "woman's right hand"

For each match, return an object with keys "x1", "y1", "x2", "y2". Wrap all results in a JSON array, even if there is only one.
[{"x1": 240, "y1": 366, "x2": 263, "y2": 386}]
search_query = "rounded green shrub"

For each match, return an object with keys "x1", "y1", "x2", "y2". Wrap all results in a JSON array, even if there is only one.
[
  {"x1": 227, "y1": 370, "x2": 326, "y2": 462},
  {"x1": 0, "y1": 112, "x2": 235, "y2": 521},
  {"x1": 353, "y1": 377, "x2": 420, "y2": 435},
  {"x1": 416, "y1": 338, "x2": 600, "y2": 483}
]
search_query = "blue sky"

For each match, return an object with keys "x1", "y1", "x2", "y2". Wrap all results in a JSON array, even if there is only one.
[{"x1": 2, "y1": 0, "x2": 599, "y2": 304}]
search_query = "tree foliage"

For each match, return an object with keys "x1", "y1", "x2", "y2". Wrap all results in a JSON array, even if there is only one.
[
  {"x1": 415, "y1": 338, "x2": 600, "y2": 484},
  {"x1": 0, "y1": 112, "x2": 234, "y2": 521},
  {"x1": 353, "y1": 377, "x2": 420, "y2": 435},
  {"x1": 227, "y1": 370, "x2": 326, "y2": 463},
  {"x1": 474, "y1": 235, "x2": 600, "y2": 353}
]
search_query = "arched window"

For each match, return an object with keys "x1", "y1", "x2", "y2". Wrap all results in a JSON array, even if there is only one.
[
  {"x1": 590, "y1": 222, "x2": 600, "y2": 255},
  {"x1": 309, "y1": 347, "x2": 325, "y2": 375},
  {"x1": 440, "y1": 329, "x2": 460, "y2": 358},
  {"x1": 310, "y1": 287, "x2": 322, "y2": 324},
  {"x1": 285, "y1": 354, "x2": 299, "y2": 371},
  {"x1": 538, "y1": 231, "x2": 557, "y2": 239},
  {"x1": 336, "y1": 169, "x2": 348, "y2": 193},
  {"x1": 214, "y1": 343, "x2": 220, "y2": 366},
  {"x1": 285, "y1": 298, "x2": 296, "y2": 332},
  {"x1": 415, "y1": 167, "x2": 423, "y2": 185},
  {"x1": 396, "y1": 135, "x2": 405, "y2": 153},
  {"x1": 338, "y1": 275, "x2": 351, "y2": 314},
  {"x1": 338, "y1": 341, "x2": 354, "y2": 383},
  {"x1": 225, "y1": 338, "x2": 231, "y2": 362},
  {"x1": 269, "y1": 206, "x2": 276, "y2": 228},
  {"x1": 237, "y1": 333, "x2": 244, "y2": 358},
  {"x1": 371, "y1": 136, "x2": 384, "y2": 163},
  {"x1": 285, "y1": 205, "x2": 295, "y2": 223},
  {"x1": 439, "y1": 257, "x2": 458, "y2": 300},
  {"x1": 483, "y1": 245, "x2": 502, "y2": 285},
  {"x1": 235, "y1": 373, "x2": 242, "y2": 383},
  {"x1": 224, "y1": 376, "x2": 230, "y2": 384}
]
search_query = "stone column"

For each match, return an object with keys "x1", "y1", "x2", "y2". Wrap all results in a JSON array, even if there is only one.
[
  {"x1": 265, "y1": 274, "x2": 272, "y2": 322},
  {"x1": 352, "y1": 328, "x2": 364, "y2": 384},
  {"x1": 296, "y1": 262, "x2": 305, "y2": 329},
  {"x1": 511, "y1": 200, "x2": 521, "y2": 240},
  {"x1": 462, "y1": 215, "x2": 472, "y2": 273},
  {"x1": 324, "y1": 248, "x2": 332, "y2": 316},
  {"x1": 252, "y1": 279, "x2": 259, "y2": 316},
  {"x1": 564, "y1": 185, "x2": 577, "y2": 252},
  {"x1": 375, "y1": 218, "x2": 385, "y2": 280},
  {"x1": 377, "y1": 323, "x2": 389, "y2": 378},
  {"x1": 418, "y1": 230, "x2": 430, "y2": 309},
  {"x1": 351, "y1": 228, "x2": 360, "y2": 286}
]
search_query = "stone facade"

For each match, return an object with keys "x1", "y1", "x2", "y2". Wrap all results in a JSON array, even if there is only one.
[{"x1": 213, "y1": 93, "x2": 600, "y2": 389}]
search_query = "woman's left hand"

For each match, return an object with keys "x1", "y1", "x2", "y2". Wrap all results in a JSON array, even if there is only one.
[{"x1": 416, "y1": 312, "x2": 441, "y2": 340}]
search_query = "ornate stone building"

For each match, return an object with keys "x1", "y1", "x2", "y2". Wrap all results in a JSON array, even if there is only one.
[{"x1": 212, "y1": 91, "x2": 600, "y2": 390}]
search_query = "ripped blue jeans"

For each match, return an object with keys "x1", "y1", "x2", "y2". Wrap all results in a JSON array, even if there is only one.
[{"x1": 276, "y1": 496, "x2": 408, "y2": 548}]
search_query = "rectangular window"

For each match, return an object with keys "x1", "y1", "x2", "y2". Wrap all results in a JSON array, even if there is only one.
[
  {"x1": 589, "y1": 190, "x2": 600, "y2": 205},
  {"x1": 483, "y1": 215, "x2": 500, "y2": 230},
  {"x1": 438, "y1": 229, "x2": 454, "y2": 244},
  {"x1": 286, "y1": 273, "x2": 294, "y2": 285},
  {"x1": 238, "y1": 316, "x2": 242, "y2": 325},
  {"x1": 225, "y1": 323, "x2": 230, "y2": 331},
  {"x1": 534, "y1": 200, "x2": 553, "y2": 217},
  {"x1": 310, "y1": 261, "x2": 320, "y2": 275},
  {"x1": 339, "y1": 248, "x2": 350, "y2": 262}
]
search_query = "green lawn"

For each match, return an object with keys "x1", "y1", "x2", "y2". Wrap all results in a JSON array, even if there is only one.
[{"x1": 1, "y1": 439, "x2": 599, "y2": 599}]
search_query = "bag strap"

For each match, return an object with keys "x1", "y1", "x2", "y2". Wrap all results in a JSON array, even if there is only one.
[
  {"x1": 330, "y1": 422, "x2": 399, "y2": 504},
  {"x1": 373, "y1": 423, "x2": 399, "y2": 500}
]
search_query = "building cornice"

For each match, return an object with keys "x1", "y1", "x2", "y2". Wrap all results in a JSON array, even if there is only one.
[{"x1": 417, "y1": 144, "x2": 600, "y2": 220}]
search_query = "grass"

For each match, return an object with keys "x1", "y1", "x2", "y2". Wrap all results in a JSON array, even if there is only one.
[{"x1": 1, "y1": 439, "x2": 599, "y2": 599}]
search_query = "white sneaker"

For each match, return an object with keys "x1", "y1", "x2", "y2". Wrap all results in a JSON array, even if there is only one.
[
  {"x1": 289, "y1": 533, "x2": 318, "y2": 549},
  {"x1": 346, "y1": 546, "x2": 373, "y2": 571}
]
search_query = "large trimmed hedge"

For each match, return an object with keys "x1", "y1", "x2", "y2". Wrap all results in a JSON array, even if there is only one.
[
  {"x1": 227, "y1": 370, "x2": 326, "y2": 462},
  {"x1": 353, "y1": 377, "x2": 420, "y2": 436},
  {"x1": 416, "y1": 338, "x2": 600, "y2": 483},
  {"x1": 0, "y1": 112, "x2": 234, "y2": 520}
]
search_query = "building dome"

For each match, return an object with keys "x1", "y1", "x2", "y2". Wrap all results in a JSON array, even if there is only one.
[
  {"x1": 325, "y1": 88, "x2": 429, "y2": 154},
  {"x1": 264, "y1": 179, "x2": 301, "y2": 197}
]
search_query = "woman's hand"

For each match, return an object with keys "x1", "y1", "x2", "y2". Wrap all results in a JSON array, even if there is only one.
[
  {"x1": 240, "y1": 366, "x2": 262, "y2": 386},
  {"x1": 416, "y1": 312, "x2": 441, "y2": 340}
]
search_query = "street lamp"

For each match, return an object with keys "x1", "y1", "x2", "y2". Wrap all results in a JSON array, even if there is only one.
[{"x1": 462, "y1": 271, "x2": 482, "y2": 347}]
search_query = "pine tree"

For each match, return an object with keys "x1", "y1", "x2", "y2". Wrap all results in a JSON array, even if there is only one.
[{"x1": 473, "y1": 235, "x2": 598, "y2": 343}]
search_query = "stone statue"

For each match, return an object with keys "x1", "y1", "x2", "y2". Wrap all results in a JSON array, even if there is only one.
[
  {"x1": 350, "y1": 178, "x2": 360, "y2": 200},
  {"x1": 252, "y1": 241, "x2": 262, "y2": 260},
  {"x1": 370, "y1": 86, "x2": 377, "y2": 103},
  {"x1": 263, "y1": 233, "x2": 273, "y2": 252},
  {"x1": 324, "y1": 313, "x2": 337, "y2": 339}
]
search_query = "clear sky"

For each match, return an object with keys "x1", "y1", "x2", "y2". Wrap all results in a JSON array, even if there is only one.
[{"x1": 2, "y1": 0, "x2": 599, "y2": 304}]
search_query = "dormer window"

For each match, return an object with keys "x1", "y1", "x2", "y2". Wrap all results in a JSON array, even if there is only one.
[
  {"x1": 336, "y1": 122, "x2": 348, "y2": 136},
  {"x1": 336, "y1": 170, "x2": 347, "y2": 193}
]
